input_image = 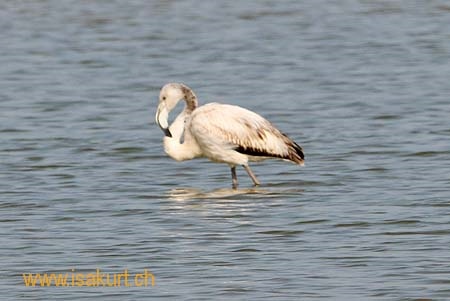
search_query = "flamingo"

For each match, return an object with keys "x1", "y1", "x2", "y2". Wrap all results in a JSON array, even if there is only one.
[{"x1": 155, "y1": 83, "x2": 305, "y2": 188}]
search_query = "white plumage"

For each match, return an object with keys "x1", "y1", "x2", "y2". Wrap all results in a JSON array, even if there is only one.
[{"x1": 155, "y1": 83, "x2": 305, "y2": 188}]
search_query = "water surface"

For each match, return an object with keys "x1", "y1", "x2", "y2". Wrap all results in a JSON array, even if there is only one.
[{"x1": 1, "y1": 1, "x2": 450, "y2": 300}]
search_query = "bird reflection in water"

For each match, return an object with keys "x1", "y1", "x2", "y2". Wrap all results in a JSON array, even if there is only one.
[{"x1": 167, "y1": 186, "x2": 303, "y2": 201}]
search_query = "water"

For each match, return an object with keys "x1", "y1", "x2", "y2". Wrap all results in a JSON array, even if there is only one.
[{"x1": 1, "y1": 1, "x2": 450, "y2": 300}]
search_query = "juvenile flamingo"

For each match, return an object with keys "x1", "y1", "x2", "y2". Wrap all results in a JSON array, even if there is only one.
[{"x1": 155, "y1": 83, "x2": 304, "y2": 188}]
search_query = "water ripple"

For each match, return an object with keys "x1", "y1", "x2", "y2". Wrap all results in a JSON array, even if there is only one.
[{"x1": 2, "y1": 1, "x2": 450, "y2": 300}]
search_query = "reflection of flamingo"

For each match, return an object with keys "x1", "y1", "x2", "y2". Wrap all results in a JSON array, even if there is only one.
[{"x1": 155, "y1": 83, "x2": 305, "y2": 188}]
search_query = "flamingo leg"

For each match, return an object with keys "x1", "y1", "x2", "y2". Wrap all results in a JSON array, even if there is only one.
[
  {"x1": 231, "y1": 166, "x2": 238, "y2": 189},
  {"x1": 243, "y1": 165, "x2": 260, "y2": 186}
]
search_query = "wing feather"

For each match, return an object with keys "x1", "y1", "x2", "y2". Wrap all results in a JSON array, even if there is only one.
[{"x1": 189, "y1": 103, "x2": 304, "y2": 164}]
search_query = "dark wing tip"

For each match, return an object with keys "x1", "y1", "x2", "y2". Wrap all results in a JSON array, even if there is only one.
[
  {"x1": 280, "y1": 141, "x2": 304, "y2": 166},
  {"x1": 292, "y1": 141, "x2": 305, "y2": 160},
  {"x1": 282, "y1": 133, "x2": 304, "y2": 165}
]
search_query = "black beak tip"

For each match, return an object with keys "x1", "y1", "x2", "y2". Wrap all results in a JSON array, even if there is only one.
[{"x1": 163, "y1": 128, "x2": 172, "y2": 138}]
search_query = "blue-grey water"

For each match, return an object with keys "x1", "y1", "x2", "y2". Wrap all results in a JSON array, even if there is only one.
[{"x1": 1, "y1": 1, "x2": 450, "y2": 300}]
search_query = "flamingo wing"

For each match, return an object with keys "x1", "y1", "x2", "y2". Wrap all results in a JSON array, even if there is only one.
[{"x1": 189, "y1": 103, "x2": 304, "y2": 165}]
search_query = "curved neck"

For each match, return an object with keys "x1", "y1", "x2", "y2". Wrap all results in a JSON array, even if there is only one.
[
  {"x1": 163, "y1": 89, "x2": 201, "y2": 161},
  {"x1": 180, "y1": 84, "x2": 198, "y2": 114}
]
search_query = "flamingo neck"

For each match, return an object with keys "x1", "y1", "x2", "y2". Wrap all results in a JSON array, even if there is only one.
[
  {"x1": 180, "y1": 84, "x2": 198, "y2": 113},
  {"x1": 163, "y1": 91, "x2": 201, "y2": 161}
]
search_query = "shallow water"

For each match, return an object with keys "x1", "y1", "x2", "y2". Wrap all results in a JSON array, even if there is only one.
[{"x1": 1, "y1": 1, "x2": 450, "y2": 300}]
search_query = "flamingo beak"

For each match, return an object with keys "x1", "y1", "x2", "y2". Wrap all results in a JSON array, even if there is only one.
[{"x1": 156, "y1": 104, "x2": 172, "y2": 138}]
